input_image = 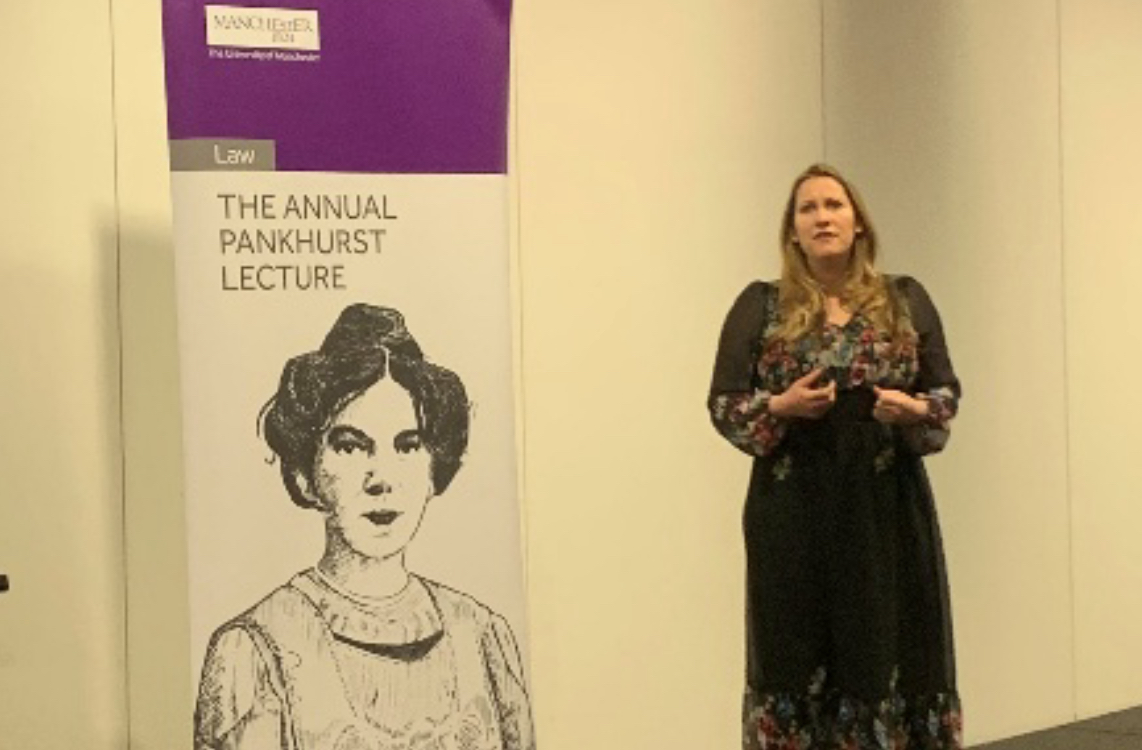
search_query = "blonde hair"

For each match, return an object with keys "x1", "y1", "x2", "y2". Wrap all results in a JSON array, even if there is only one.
[{"x1": 770, "y1": 163, "x2": 911, "y2": 344}]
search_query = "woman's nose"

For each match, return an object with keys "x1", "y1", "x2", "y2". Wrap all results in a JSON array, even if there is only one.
[{"x1": 364, "y1": 470, "x2": 391, "y2": 495}]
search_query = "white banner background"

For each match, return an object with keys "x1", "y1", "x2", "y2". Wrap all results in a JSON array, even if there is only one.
[{"x1": 170, "y1": 171, "x2": 526, "y2": 682}]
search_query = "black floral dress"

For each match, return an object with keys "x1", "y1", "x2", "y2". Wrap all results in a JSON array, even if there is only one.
[{"x1": 708, "y1": 276, "x2": 962, "y2": 750}]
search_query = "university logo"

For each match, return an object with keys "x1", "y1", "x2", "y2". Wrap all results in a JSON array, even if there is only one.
[{"x1": 205, "y1": 5, "x2": 320, "y2": 52}]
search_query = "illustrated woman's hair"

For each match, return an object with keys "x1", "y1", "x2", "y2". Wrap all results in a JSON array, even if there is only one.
[{"x1": 260, "y1": 304, "x2": 470, "y2": 509}]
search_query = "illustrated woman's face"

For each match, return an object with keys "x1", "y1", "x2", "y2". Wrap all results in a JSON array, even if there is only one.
[
  {"x1": 307, "y1": 377, "x2": 434, "y2": 562},
  {"x1": 792, "y1": 176, "x2": 861, "y2": 265}
]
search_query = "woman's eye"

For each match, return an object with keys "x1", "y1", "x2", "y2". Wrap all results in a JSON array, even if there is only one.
[
  {"x1": 331, "y1": 439, "x2": 365, "y2": 455},
  {"x1": 395, "y1": 430, "x2": 423, "y2": 454},
  {"x1": 327, "y1": 429, "x2": 372, "y2": 456}
]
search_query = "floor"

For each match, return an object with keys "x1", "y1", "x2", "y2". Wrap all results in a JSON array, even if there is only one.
[{"x1": 971, "y1": 706, "x2": 1142, "y2": 749}]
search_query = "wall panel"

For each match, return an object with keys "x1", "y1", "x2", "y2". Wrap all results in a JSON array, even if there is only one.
[
  {"x1": 515, "y1": 3, "x2": 823, "y2": 748},
  {"x1": 0, "y1": 4, "x2": 128, "y2": 748},
  {"x1": 1061, "y1": 0, "x2": 1142, "y2": 720},
  {"x1": 823, "y1": 2, "x2": 1072, "y2": 743}
]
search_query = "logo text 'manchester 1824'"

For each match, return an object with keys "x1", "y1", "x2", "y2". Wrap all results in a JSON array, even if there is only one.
[{"x1": 205, "y1": 5, "x2": 320, "y2": 52}]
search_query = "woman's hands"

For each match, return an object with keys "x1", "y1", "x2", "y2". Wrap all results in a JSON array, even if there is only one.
[
  {"x1": 769, "y1": 368, "x2": 836, "y2": 419},
  {"x1": 768, "y1": 373, "x2": 929, "y2": 425},
  {"x1": 872, "y1": 386, "x2": 929, "y2": 425}
]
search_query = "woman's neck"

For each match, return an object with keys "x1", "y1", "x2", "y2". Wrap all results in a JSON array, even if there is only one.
[
  {"x1": 808, "y1": 258, "x2": 848, "y2": 297},
  {"x1": 318, "y1": 536, "x2": 410, "y2": 599}
]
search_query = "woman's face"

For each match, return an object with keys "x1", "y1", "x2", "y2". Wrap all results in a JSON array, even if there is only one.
[
  {"x1": 791, "y1": 176, "x2": 861, "y2": 266},
  {"x1": 307, "y1": 377, "x2": 434, "y2": 561}
]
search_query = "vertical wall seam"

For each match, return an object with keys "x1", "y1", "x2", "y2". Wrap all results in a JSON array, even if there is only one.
[
  {"x1": 105, "y1": 0, "x2": 133, "y2": 745},
  {"x1": 1056, "y1": 0, "x2": 1078, "y2": 723},
  {"x1": 820, "y1": 0, "x2": 828, "y2": 161}
]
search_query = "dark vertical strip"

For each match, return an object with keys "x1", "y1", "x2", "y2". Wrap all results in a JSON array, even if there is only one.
[{"x1": 105, "y1": 0, "x2": 132, "y2": 745}]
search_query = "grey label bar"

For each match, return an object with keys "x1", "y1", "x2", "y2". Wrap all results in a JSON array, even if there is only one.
[{"x1": 169, "y1": 139, "x2": 277, "y2": 172}]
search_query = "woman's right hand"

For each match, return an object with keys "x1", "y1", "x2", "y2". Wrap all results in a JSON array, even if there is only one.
[{"x1": 768, "y1": 368, "x2": 836, "y2": 419}]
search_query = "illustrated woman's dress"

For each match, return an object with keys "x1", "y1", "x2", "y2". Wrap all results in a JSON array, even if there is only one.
[
  {"x1": 708, "y1": 276, "x2": 962, "y2": 749},
  {"x1": 194, "y1": 571, "x2": 534, "y2": 750}
]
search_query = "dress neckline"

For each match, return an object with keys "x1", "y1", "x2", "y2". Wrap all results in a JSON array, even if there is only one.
[{"x1": 291, "y1": 568, "x2": 445, "y2": 647}]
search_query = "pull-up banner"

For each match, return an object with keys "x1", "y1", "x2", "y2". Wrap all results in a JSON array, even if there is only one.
[{"x1": 160, "y1": 3, "x2": 534, "y2": 748}]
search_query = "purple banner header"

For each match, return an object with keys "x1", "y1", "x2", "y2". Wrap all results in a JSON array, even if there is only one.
[{"x1": 162, "y1": 0, "x2": 512, "y2": 174}]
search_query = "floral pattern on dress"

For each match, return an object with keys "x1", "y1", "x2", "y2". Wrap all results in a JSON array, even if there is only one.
[
  {"x1": 743, "y1": 669, "x2": 962, "y2": 750},
  {"x1": 900, "y1": 386, "x2": 958, "y2": 455},
  {"x1": 921, "y1": 386, "x2": 957, "y2": 429},
  {"x1": 756, "y1": 317, "x2": 920, "y2": 395},
  {"x1": 710, "y1": 391, "x2": 789, "y2": 457},
  {"x1": 710, "y1": 311, "x2": 958, "y2": 458}
]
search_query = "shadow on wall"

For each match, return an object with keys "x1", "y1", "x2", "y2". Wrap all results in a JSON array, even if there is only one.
[
  {"x1": 111, "y1": 213, "x2": 195, "y2": 749},
  {"x1": 822, "y1": 2, "x2": 1082, "y2": 746},
  {"x1": 822, "y1": 0, "x2": 963, "y2": 278}
]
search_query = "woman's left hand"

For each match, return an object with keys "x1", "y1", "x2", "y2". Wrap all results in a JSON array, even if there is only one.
[{"x1": 871, "y1": 386, "x2": 929, "y2": 425}]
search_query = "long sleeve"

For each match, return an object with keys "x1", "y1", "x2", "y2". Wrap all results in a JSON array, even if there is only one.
[
  {"x1": 896, "y1": 276, "x2": 961, "y2": 456},
  {"x1": 707, "y1": 281, "x2": 788, "y2": 456},
  {"x1": 482, "y1": 614, "x2": 536, "y2": 750},
  {"x1": 194, "y1": 626, "x2": 287, "y2": 750}
]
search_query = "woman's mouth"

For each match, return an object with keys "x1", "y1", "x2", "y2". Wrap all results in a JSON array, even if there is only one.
[{"x1": 363, "y1": 510, "x2": 400, "y2": 526}]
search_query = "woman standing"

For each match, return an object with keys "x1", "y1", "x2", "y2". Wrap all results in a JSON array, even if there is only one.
[{"x1": 708, "y1": 164, "x2": 962, "y2": 749}]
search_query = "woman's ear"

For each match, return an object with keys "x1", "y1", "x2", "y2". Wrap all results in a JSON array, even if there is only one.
[{"x1": 293, "y1": 468, "x2": 326, "y2": 510}]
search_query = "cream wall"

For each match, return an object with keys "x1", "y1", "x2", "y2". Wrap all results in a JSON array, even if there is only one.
[
  {"x1": 1061, "y1": 0, "x2": 1142, "y2": 720},
  {"x1": 824, "y1": 0, "x2": 1142, "y2": 743},
  {"x1": 0, "y1": 5, "x2": 128, "y2": 750},
  {"x1": 822, "y1": 3, "x2": 1073, "y2": 743},
  {"x1": 514, "y1": 3, "x2": 821, "y2": 748}
]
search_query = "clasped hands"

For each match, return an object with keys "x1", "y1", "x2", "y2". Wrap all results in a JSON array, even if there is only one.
[{"x1": 767, "y1": 367, "x2": 928, "y2": 425}]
